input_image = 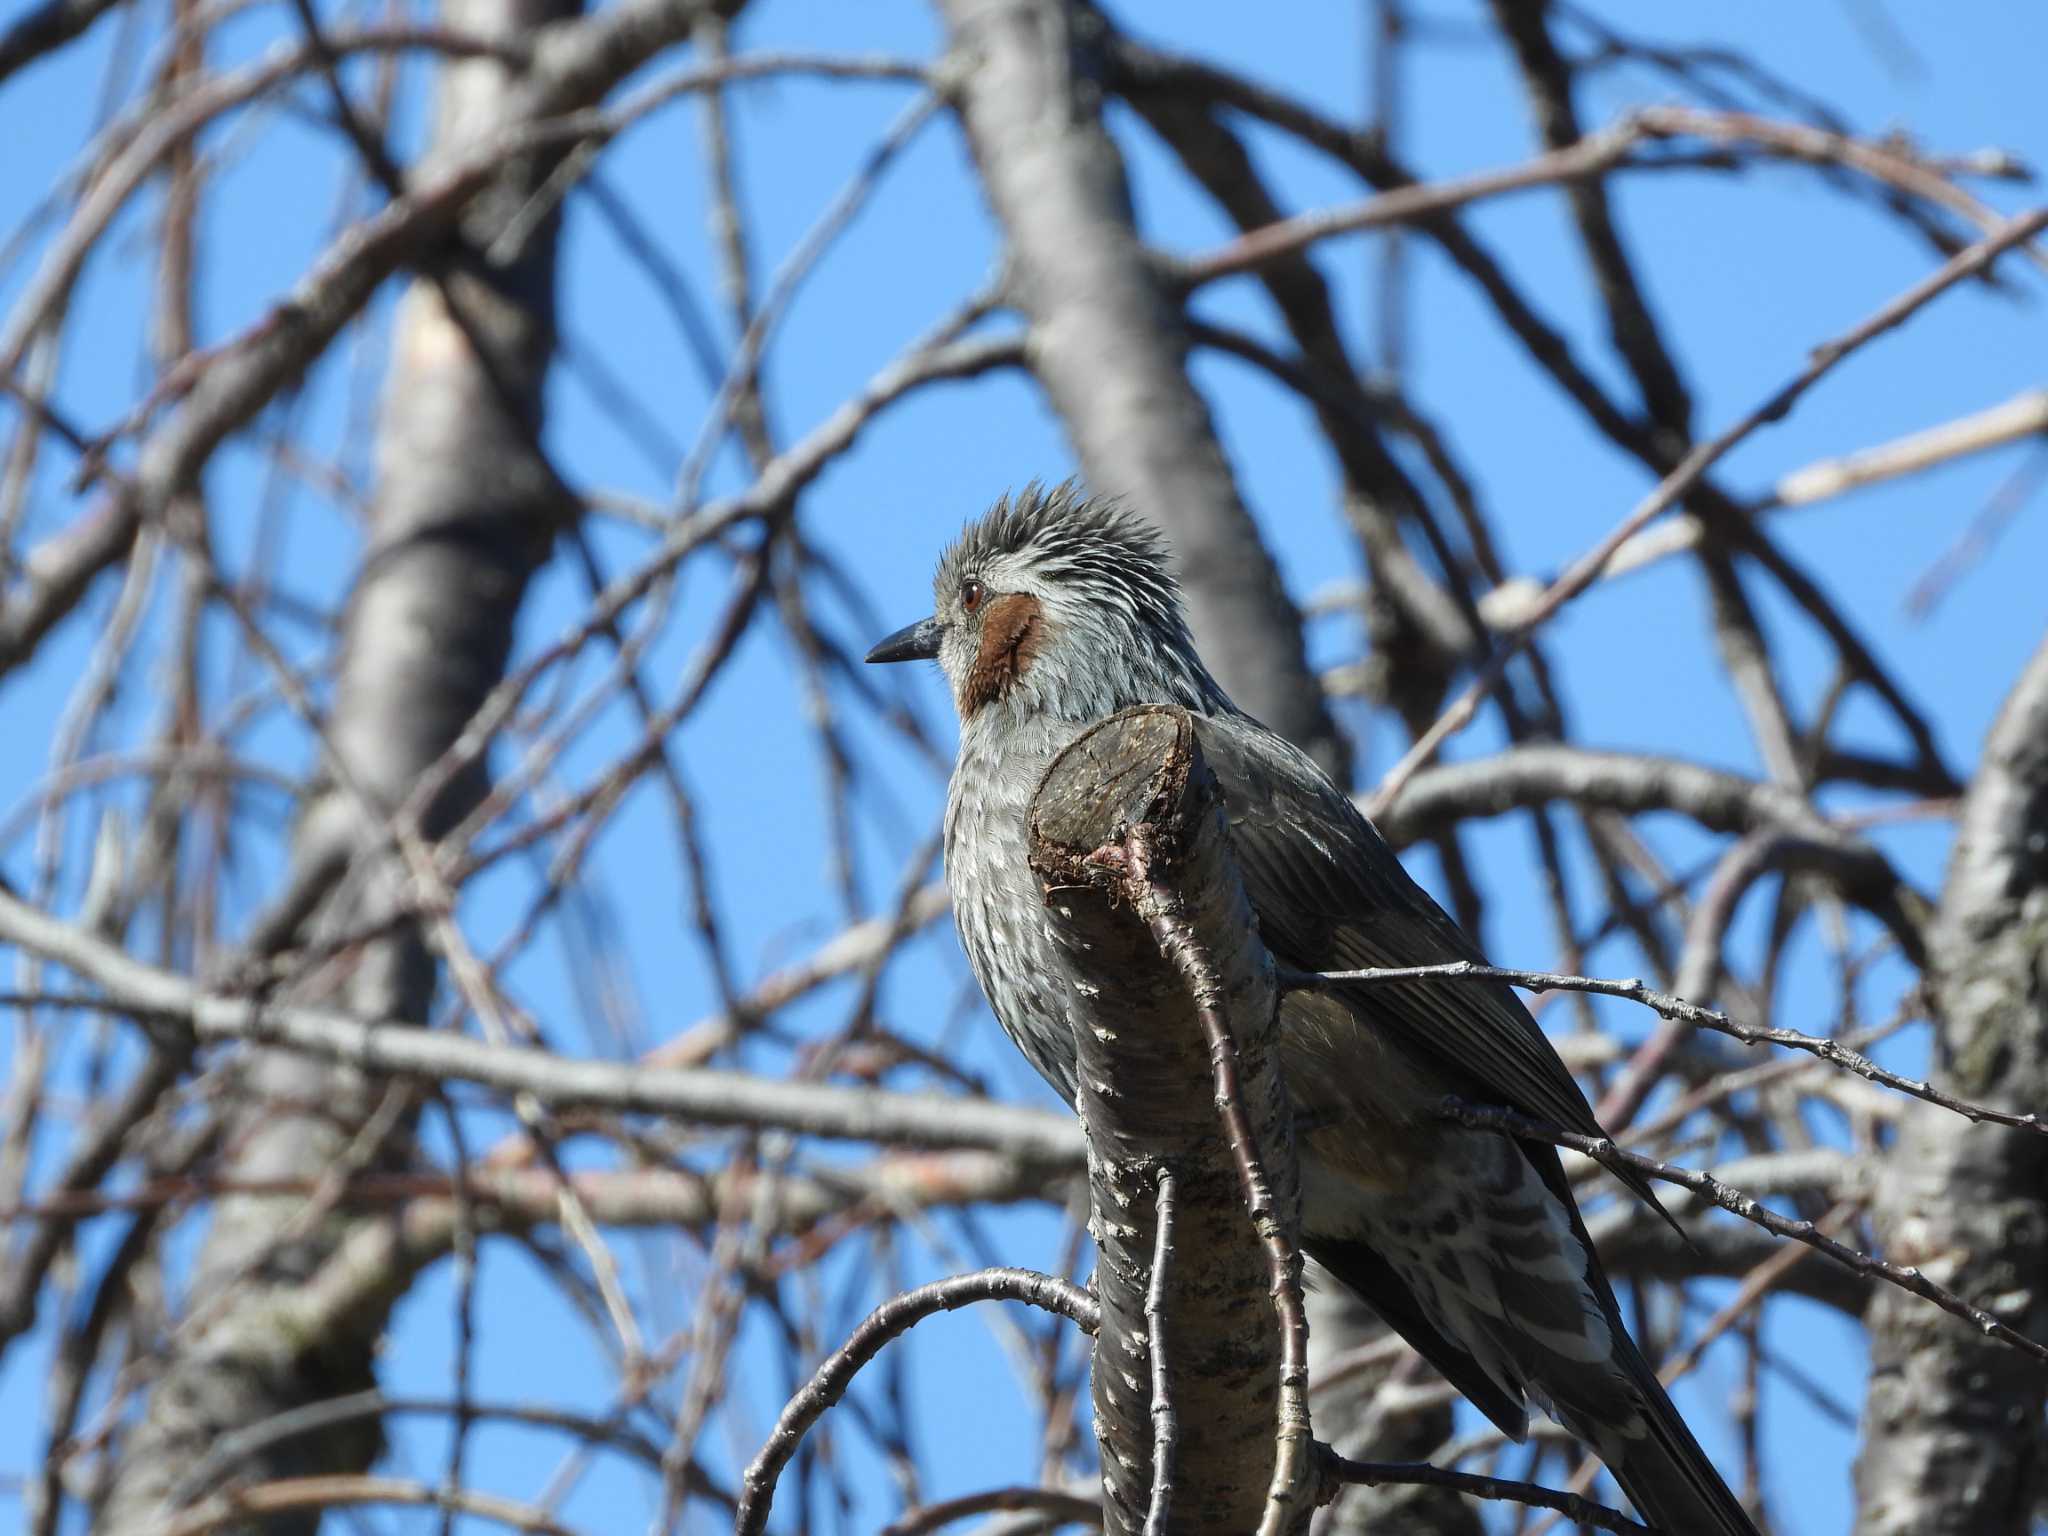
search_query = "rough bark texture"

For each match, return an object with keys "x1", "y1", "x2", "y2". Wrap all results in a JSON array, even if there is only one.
[
  {"x1": 94, "y1": 2, "x2": 576, "y2": 1529},
  {"x1": 1030, "y1": 706, "x2": 1305, "y2": 1536},
  {"x1": 1855, "y1": 633, "x2": 2048, "y2": 1536},
  {"x1": 936, "y1": 0, "x2": 1348, "y2": 783}
]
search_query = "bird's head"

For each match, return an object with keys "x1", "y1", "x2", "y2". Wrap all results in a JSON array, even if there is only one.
[{"x1": 866, "y1": 481, "x2": 1225, "y2": 727}]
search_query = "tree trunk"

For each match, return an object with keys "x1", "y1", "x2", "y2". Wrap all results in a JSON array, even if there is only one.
[
  {"x1": 1030, "y1": 705, "x2": 1309, "y2": 1536},
  {"x1": 935, "y1": 0, "x2": 1347, "y2": 782},
  {"x1": 96, "y1": 1, "x2": 576, "y2": 1527},
  {"x1": 1855, "y1": 633, "x2": 2048, "y2": 1536}
]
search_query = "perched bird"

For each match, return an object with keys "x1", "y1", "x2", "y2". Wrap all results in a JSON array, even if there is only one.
[{"x1": 867, "y1": 483, "x2": 1759, "y2": 1536}]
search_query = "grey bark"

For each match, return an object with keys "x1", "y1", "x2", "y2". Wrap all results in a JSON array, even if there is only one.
[
  {"x1": 1855, "y1": 633, "x2": 2048, "y2": 1536},
  {"x1": 1029, "y1": 706, "x2": 1307, "y2": 1536},
  {"x1": 935, "y1": 0, "x2": 1349, "y2": 783},
  {"x1": 0, "y1": 883, "x2": 1086, "y2": 1166},
  {"x1": 95, "y1": 0, "x2": 577, "y2": 1528}
]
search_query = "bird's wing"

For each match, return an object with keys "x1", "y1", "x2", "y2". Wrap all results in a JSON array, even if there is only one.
[
  {"x1": 1310, "y1": 1236, "x2": 1530, "y2": 1441},
  {"x1": 1192, "y1": 714, "x2": 1612, "y2": 1144},
  {"x1": 1526, "y1": 1143, "x2": 1765, "y2": 1536},
  {"x1": 1189, "y1": 716, "x2": 1753, "y2": 1533},
  {"x1": 1313, "y1": 1144, "x2": 1760, "y2": 1536}
]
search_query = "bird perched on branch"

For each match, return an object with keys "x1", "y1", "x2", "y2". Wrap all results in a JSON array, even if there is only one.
[{"x1": 867, "y1": 482, "x2": 1759, "y2": 1536}]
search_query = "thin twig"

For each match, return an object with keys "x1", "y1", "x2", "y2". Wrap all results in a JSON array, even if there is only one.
[
  {"x1": 1288, "y1": 959, "x2": 2030, "y2": 1136},
  {"x1": 1657, "y1": 1202, "x2": 1852, "y2": 1388},
  {"x1": 879, "y1": 1486, "x2": 1103, "y2": 1535},
  {"x1": 1770, "y1": 388, "x2": 2048, "y2": 510},
  {"x1": 734, "y1": 1268, "x2": 1100, "y2": 1536},
  {"x1": 1904, "y1": 441, "x2": 2048, "y2": 619},
  {"x1": 1318, "y1": 1450, "x2": 1650, "y2": 1536},
  {"x1": 1142, "y1": 1171, "x2": 1179, "y2": 1536},
  {"x1": 1437, "y1": 1097, "x2": 2048, "y2": 1367},
  {"x1": 155, "y1": 1473, "x2": 575, "y2": 1536},
  {"x1": 1174, "y1": 120, "x2": 1654, "y2": 289},
  {"x1": 1364, "y1": 204, "x2": 2048, "y2": 818}
]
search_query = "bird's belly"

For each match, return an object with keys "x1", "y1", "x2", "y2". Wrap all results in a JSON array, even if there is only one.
[{"x1": 959, "y1": 895, "x2": 1081, "y2": 1102}]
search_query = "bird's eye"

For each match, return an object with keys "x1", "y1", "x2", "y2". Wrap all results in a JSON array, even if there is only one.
[{"x1": 960, "y1": 578, "x2": 985, "y2": 614}]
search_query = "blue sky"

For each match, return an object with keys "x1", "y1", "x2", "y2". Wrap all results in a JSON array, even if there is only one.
[{"x1": 3, "y1": 1, "x2": 2046, "y2": 1531}]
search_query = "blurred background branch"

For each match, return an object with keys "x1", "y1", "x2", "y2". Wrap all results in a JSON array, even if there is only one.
[{"x1": 0, "y1": 1, "x2": 2044, "y2": 1533}]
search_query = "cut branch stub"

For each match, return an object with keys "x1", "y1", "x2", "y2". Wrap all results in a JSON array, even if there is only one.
[{"x1": 1029, "y1": 704, "x2": 1307, "y2": 1536}]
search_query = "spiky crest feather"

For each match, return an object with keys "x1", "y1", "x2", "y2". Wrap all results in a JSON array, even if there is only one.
[
  {"x1": 932, "y1": 481, "x2": 1230, "y2": 726},
  {"x1": 936, "y1": 480, "x2": 1182, "y2": 636}
]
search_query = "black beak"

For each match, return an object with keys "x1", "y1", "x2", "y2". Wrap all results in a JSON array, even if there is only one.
[{"x1": 865, "y1": 616, "x2": 944, "y2": 665}]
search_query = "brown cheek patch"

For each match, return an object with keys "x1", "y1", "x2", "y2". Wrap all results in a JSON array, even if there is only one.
[{"x1": 961, "y1": 593, "x2": 1044, "y2": 714}]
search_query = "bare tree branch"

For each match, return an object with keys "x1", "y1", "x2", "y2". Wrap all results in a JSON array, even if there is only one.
[
  {"x1": 1365, "y1": 204, "x2": 2048, "y2": 817},
  {"x1": 1029, "y1": 705, "x2": 1308, "y2": 1535},
  {"x1": 1319, "y1": 1452, "x2": 1650, "y2": 1536},
  {"x1": 1289, "y1": 960, "x2": 2030, "y2": 1136},
  {"x1": 1441, "y1": 1098, "x2": 2048, "y2": 1368},
  {"x1": 736, "y1": 1268, "x2": 1101, "y2": 1535},
  {"x1": 3, "y1": 5, "x2": 2041, "y2": 1530},
  {"x1": 0, "y1": 882, "x2": 1086, "y2": 1164}
]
